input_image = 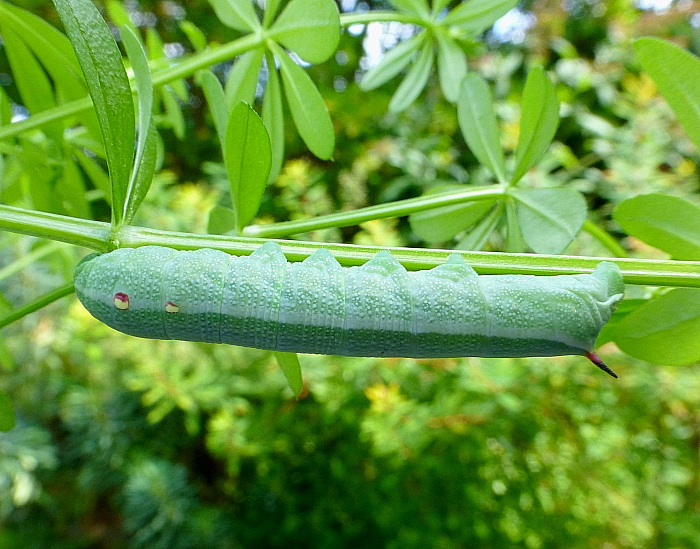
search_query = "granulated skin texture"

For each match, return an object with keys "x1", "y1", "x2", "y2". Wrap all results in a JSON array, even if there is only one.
[{"x1": 74, "y1": 243, "x2": 624, "y2": 366}]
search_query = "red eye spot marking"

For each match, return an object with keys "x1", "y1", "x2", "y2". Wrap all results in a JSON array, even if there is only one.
[
  {"x1": 165, "y1": 301, "x2": 180, "y2": 313},
  {"x1": 114, "y1": 292, "x2": 130, "y2": 310}
]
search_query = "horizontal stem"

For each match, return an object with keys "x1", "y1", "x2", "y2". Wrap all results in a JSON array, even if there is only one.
[
  {"x1": 1, "y1": 205, "x2": 698, "y2": 287},
  {"x1": 120, "y1": 226, "x2": 700, "y2": 288},
  {"x1": 243, "y1": 186, "x2": 503, "y2": 238},
  {"x1": 339, "y1": 11, "x2": 426, "y2": 26},
  {"x1": 0, "y1": 204, "x2": 111, "y2": 251}
]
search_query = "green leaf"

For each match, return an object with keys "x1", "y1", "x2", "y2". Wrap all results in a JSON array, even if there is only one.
[
  {"x1": 207, "y1": 0, "x2": 259, "y2": 32},
  {"x1": 146, "y1": 27, "x2": 165, "y2": 61},
  {"x1": 0, "y1": 1, "x2": 85, "y2": 97},
  {"x1": 263, "y1": 0, "x2": 283, "y2": 27},
  {"x1": 504, "y1": 199, "x2": 526, "y2": 252},
  {"x1": 161, "y1": 87, "x2": 185, "y2": 139},
  {"x1": 614, "y1": 288, "x2": 700, "y2": 366},
  {"x1": 74, "y1": 147, "x2": 112, "y2": 204},
  {"x1": 359, "y1": 33, "x2": 424, "y2": 91},
  {"x1": 0, "y1": 24, "x2": 58, "y2": 136},
  {"x1": 432, "y1": 0, "x2": 452, "y2": 14},
  {"x1": 442, "y1": 0, "x2": 517, "y2": 34},
  {"x1": 388, "y1": 0, "x2": 430, "y2": 17},
  {"x1": 0, "y1": 391, "x2": 15, "y2": 431},
  {"x1": 511, "y1": 67, "x2": 559, "y2": 184},
  {"x1": 179, "y1": 20, "x2": 208, "y2": 52},
  {"x1": 262, "y1": 53, "x2": 285, "y2": 182},
  {"x1": 512, "y1": 188, "x2": 587, "y2": 254},
  {"x1": 613, "y1": 193, "x2": 700, "y2": 261},
  {"x1": 196, "y1": 70, "x2": 228, "y2": 146},
  {"x1": 596, "y1": 298, "x2": 647, "y2": 347},
  {"x1": 224, "y1": 48, "x2": 264, "y2": 107},
  {"x1": 225, "y1": 101, "x2": 271, "y2": 232},
  {"x1": 274, "y1": 351, "x2": 303, "y2": 396},
  {"x1": 0, "y1": 87, "x2": 11, "y2": 126},
  {"x1": 208, "y1": 205, "x2": 237, "y2": 235},
  {"x1": 57, "y1": 151, "x2": 90, "y2": 218},
  {"x1": 389, "y1": 40, "x2": 434, "y2": 113},
  {"x1": 53, "y1": 0, "x2": 135, "y2": 227},
  {"x1": 121, "y1": 25, "x2": 156, "y2": 226},
  {"x1": 635, "y1": 37, "x2": 700, "y2": 154},
  {"x1": 455, "y1": 201, "x2": 503, "y2": 251},
  {"x1": 458, "y1": 74, "x2": 507, "y2": 183},
  {"x1": 269, "y1": 0, "x2": 340, "y2": 64},
  {"x1": 273, "y1": 44, "x2": 334, "y2": 160},
  {"x1": 435, "y1": 31, "x2": 467, "y2": 103},
  {"x1": 123, "y1": 124, "x2": 159, "y2": 225},
  {"x1": 105, "y1": 0, "x2": 136, "y2": 31},
  {"x1": 409, "y1": 195, "x2": 494, "y2": 242}
]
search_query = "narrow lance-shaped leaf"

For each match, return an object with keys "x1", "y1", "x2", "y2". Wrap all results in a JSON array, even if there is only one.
[
  {"x1": 57, "y1": 150, "x2": 90, "y2": 218},
  {"x1": 511, "y1": 67, "x2": 559, "y2": 185},
  {"x1": 435, "y1": 31, "x2": 467, "y2": 103},
  {"x1": 512, "y1": 188, "x2": 586, "y2": 254},
  {"x1": 225, "y1": 48, "x2": 264, "y2": 107},
  {"x1": 53, "y1": 0, "x2": 135, "y2": 226},
  {"x1": 263, "y1": 0, "x2": 283, "y2": 27},
  {"x1": 613, "y1": 193, "x2": 700, "y2": 260},
  {"x1": 262, "y1": 52, "x2": 285, "y2": 182},
  {"x1": 455, "y1": 201, "x2": 504, "y2": 251},
  {"x1": 504, "y1": 199, "x2": 526, "y2": 253},
  {"x1": 635, "y1": 37, "x2": 700, "y2": 155},
  {"x1": 359, "y1": 33, "x2": 424, "y2": 91},
  {"x1": 225, "y1": 101, "x2": 271, "y2": 232},
  {"x1": 161, "y1": 87, "x2": 186, "y2": 139},
  {"x1": 197, "y1": 70, "x2": 228, "y2": 146},
  {"x1": 179, "y1": 20, "x2": 207, "y2": 52},
  {"x1": 0, "y1": 88, "x2": 12, "y2": 126},
  {"x1": 268, "y1": 0, "x2": 340, "y2": 64},
  {"x1": 442, "y1": 0, "x2": 518, "y2": 34},
  {"x1": 271, "y1": 43, "x2": 335, "y2": 160},
  {"x1": 0, "y1": 24, "x2": 59, "y2": 139},
  {"x1": 105, "y1": 0, "x2": 137, "y2": 32},
  {"x1": 0, "y1": 2, "x2": 85, "y2": 97},
  {"x1": 120, "y1": 25, "x2": 156, "y2": 225},
  {"x1": 458, "y1": 74, "x2": 507, "y2": 183},
  {"x1": 274, "y1": 351, "x2": 303, "y2": 396},
  {"x1": 389, "y1": 39, "x2": 434, "y2": 113}
]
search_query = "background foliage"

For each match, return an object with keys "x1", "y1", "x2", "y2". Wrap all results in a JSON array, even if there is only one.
[{"x1": 0, "y1": 0, "x2": 699, "y2": 547}]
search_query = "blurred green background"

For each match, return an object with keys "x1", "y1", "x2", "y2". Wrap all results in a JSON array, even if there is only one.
[{"x1": 1, "y1": 0, "x2": 700, "y2": 547}]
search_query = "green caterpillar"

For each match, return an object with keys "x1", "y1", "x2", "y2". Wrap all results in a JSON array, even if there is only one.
[{"x1": 73, "y1": 243, "x2": 625, "y2": 376}]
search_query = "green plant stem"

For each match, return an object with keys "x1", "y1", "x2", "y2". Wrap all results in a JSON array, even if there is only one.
[
  {"x1": 0, "y1": 282, "x2": 75, "y2": 329},
  {"x1": 0, "y1": 205, "x2": 110, "y2": 251},
  {"x1": 339, "y1": 11, "x2": 426, "y2": 26},
  {"x1": 243, "y1": 186, "x2": 504, "y2": 238},
  {"x1": 583, "y1": 219, "x2": 628, "y2": 258},
  {"x1": 1, "y1": 205, "x2": 697, "y2": 288}
]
